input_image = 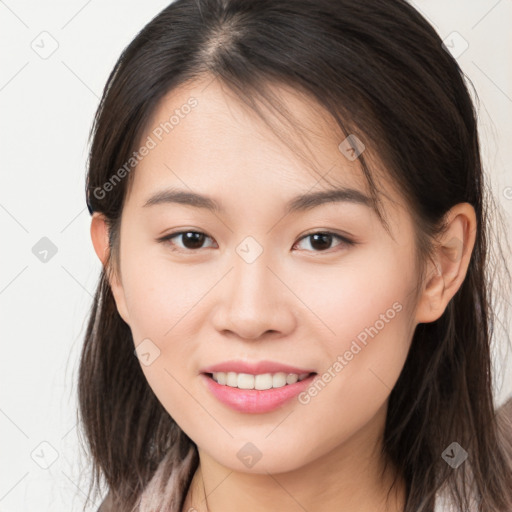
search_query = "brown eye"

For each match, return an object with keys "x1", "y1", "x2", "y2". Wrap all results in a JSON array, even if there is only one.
[
  {"x1": 179, "y1": 231, "x2": 207, "y2": 249},
  {"x1": 294, "y1": 232, "x2": 354, "y2": 252},
  {"x1": 160, "y1": 231, "x2": 216, "y2": 251},
  {"x1": 158, "y1": 230, "x2": 354, "y2": 254}
]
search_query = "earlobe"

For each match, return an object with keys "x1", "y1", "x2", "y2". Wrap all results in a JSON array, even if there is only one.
[
  {"x1": 415, "y1": 203, "x2": 477, "y2": 324},
  {"x1": 90, "y1": 213, "x2": 131, "y2": 325}
]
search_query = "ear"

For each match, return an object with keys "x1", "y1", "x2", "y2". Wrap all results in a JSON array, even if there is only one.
[
  {"x1": 415, "y1": 203, "x2": 477, "y2": 324},
  {"x1": 90, "y1": 212, "x2": 131, "y2": 325}
]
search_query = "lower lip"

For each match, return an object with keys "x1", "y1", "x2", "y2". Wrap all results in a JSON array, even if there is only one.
[{"x1": 201, "y1": 373, "x2": 317, "y2": 414}]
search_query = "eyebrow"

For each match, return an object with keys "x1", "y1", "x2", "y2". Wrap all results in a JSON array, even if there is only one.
[{"x1": 142, "y1": 186, "x2": 373, "y2": 214}]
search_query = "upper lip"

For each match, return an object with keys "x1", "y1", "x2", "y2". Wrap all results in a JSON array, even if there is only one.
[{"x1": 201, "y1": 360, "x2": 316, "y2": 375}]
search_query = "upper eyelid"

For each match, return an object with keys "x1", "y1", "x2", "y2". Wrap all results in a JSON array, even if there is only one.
[
  {"x1": 161, "y1": 230, "x2": 354, "y2": 249},
  {"x1": 163, "y1": 230, "x2": 217, "y2": 248}
]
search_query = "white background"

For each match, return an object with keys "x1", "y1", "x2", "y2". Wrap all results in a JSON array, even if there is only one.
[{"x1": 1, "y1": 1, "x2": 511, "y2": 510}]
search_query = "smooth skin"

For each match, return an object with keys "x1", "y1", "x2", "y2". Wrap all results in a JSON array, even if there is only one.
[{"x1": 91, "y1": 75, "x2": 476, "y2": 512}]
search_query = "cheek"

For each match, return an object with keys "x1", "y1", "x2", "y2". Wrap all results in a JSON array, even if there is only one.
[
  {"x1": 296, "y1": 245, "x2": 417, "y2": 418},
  {"x1": 292, "y1": 239, "x2": 416, "y2": 341},
  {"x1": 292, "y1": 240, "x2": 416, "y2": 388},
  {"x1": 120, "y1": 243, "x2": 206, "y2": 340},
  {"x1": 119, "y1": 253, "x2": 206, "y2": 416},
  {"x1": 118, "y1": 241, "x2": 223, "y2": 393}
]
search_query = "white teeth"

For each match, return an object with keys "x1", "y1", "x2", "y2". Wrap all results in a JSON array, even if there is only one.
[
  {"x1": 226, "y1": 372, "x2": 238, "y2": 387},
  {"x1": 211, "y1": 371, "x2": 311, "y2": 390}
]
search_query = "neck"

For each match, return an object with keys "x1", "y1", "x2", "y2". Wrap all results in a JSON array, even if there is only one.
[{"x1": 182, "y1": 404, "x2": 406, "y2": 512}]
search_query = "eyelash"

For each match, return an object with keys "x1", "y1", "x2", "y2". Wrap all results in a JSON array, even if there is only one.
[{"x1": 157, "y1": 230, "x2": 356, "y2": 254}]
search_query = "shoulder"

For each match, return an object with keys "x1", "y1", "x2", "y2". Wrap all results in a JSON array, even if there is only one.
[
  {"x1": 96, "y1": 491, "x2": 114, "y2": 512},
  {"x1": 497, "y1": 395, "x2": 512, "y2": 419},
  {"x1": 93, "y1": 442, "x2": 197, "y2": 512},
  {"x1": 433, "y1": 398, "x2": 512, "y2": 512},
  {"x1": 496, "y1": 395, "x2": 512, "y2": 448}
]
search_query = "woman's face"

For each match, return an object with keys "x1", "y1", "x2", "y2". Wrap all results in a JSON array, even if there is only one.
[{"x1": 102, "y1": 76, "x2": 423, "y2": 473}]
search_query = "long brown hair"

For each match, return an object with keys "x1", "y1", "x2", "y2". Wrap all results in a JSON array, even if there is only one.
[{"x1": 78, "y1": 0, "x2": 512, "y2": 510}]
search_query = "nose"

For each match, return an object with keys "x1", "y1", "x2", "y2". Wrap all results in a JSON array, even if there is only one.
[{"x1": 210, "y1": 248, "x2": 297, "y2": 340}]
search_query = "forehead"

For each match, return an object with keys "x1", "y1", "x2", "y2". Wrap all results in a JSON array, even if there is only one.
[{"x1": 125, "y1": 75, "x2": 398, "y2": 220}]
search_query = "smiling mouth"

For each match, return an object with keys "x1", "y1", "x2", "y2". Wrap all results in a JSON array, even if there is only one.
[{"x1": 203, "y1": 371, "x2": 317, "y2": 391}]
